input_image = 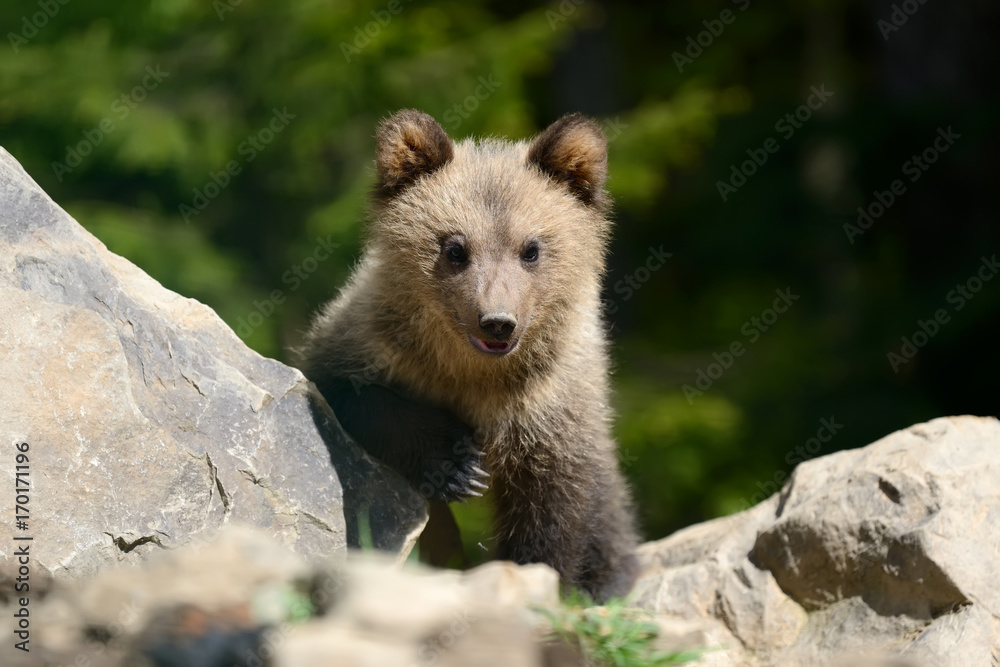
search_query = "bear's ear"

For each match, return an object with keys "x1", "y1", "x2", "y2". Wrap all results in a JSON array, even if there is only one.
[
  {"x1": 375, "y1": 109, "x2": 454, "y2": 196},
  {"x1": 527, "y1": 113, "x2": 608, "y2": 208}
]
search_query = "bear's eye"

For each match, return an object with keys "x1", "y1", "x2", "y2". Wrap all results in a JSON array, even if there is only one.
[
  {"x1": 522, "y1": 241, "x2": 539, "y2": 263},
  {"x1": 444, "y1": 241, "x2": 468, "y2": 264}
]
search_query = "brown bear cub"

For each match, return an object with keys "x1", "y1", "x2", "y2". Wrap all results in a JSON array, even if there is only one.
[{"x1": 300, "y1": 109, "x2": 638, "y2": 602}]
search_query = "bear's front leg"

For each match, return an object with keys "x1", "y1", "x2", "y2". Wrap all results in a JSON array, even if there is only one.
[
  {"x1": 312, "y1": 375, "x2": 489, "y2": 503},
  {"x1": 491, "y1": 446, "x2": 638, "y2": 603}
]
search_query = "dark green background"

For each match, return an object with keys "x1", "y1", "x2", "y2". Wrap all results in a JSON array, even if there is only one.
[{"x1": 3, "y1": 0, "x2": 997, "y2": 559}]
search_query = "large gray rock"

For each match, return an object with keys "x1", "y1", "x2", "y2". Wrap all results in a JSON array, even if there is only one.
[
  {"x1": 634, "y1": 415, "x2": 1000, "y2": 666},
  {"x1": 0, "y1": 147, "x2": 426, "y2": 584}
]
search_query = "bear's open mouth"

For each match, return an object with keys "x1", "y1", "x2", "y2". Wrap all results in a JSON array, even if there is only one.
[{"x1": 469, "y1": 335, "x2": 518, "y2": 356}]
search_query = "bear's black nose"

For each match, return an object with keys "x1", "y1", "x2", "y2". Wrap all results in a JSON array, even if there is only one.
[{"x1": 479, "y1": 312, "x2": 517, "y2": 340}]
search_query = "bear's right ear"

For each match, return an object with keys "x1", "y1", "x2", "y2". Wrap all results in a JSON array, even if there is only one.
[{"x1": 375, "y1": 109, "x2": 454, "y2": 196}]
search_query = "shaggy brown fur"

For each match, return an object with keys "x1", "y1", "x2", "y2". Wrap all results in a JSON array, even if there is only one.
[{"x1": 300, "y1": 110, "x2": 638, "y2": 601}]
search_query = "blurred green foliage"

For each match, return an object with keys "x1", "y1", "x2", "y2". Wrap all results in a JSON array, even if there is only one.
[
  {"x1": 539, "y1": 590, "x2": 706, "y2": 665},
  {"x1": 2, "y1": 0, "x2": 996, "y2": 557}
]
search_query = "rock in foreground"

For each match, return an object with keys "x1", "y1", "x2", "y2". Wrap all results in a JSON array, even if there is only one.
[{"x1": 4, "y1": 527, "x2": 564, "y2": 667}]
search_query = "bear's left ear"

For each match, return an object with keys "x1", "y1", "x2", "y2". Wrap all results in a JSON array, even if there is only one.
[
  {"x1": 527, "y1": 113, "x2": 608, "y2": 209},
  {"x1": 375, "y1": 109, "x2": 454, "y2": 196}
]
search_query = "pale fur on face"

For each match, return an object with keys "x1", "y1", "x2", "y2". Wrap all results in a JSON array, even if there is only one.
[
  {"x1": 302, "y1": 111, "x2": 613, "y2": 426},
  {"x1": 363, "y1": 126, "x2": 611, "y2": 412}
]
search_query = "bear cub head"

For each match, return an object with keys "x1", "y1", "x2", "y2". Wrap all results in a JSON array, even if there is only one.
[{"x1": 368, "y1": 109, "x2": 612, "y2": 374}]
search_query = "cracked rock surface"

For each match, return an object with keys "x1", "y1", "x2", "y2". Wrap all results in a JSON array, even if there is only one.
[
  {"x1": 634, "y1": 415, "x2": 1000, "y2": 666},
  {"x1": 0, "y1": 147, "x2": 427, "y2": 582}
]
